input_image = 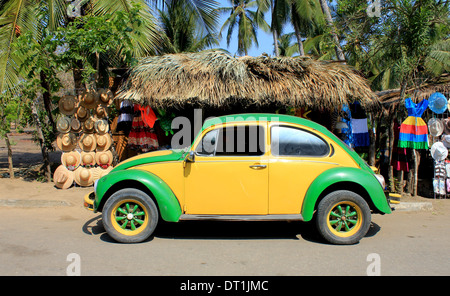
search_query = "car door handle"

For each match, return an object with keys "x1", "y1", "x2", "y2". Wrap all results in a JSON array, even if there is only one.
[{"x1": 249, "y1": 164, "x2": 267, "y2": 169}]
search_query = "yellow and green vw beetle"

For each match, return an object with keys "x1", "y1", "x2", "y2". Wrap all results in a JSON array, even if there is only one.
[{"x1": 84, "y1": 114, "x2": 392, "y2": 245}]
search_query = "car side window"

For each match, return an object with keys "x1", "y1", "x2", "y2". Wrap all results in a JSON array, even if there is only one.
[
  {"x1": 271, "y1": 126, "x2": 330, "y2": 157},
  {"x1": 196, "y1": 125, "x2": 265, "y2": 156}
]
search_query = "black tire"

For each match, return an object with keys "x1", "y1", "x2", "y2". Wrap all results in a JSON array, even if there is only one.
[
  {"x1": 316, "y1": 190, "x2": 371, "y2": 245},
  {"x1": 102, "y1": 188, "x2": 159, "y2": 243}
]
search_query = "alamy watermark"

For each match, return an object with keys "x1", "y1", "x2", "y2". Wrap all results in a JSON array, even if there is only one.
[
  {"x1": 367, "y1": 0, "x2": 382, "y2": 17},
  {"x1": 66, "y1": 253, "x2": 81, "y2": 276},
  {"x1": 366, "y1": 253, "x2": 381, "y2": 276}
]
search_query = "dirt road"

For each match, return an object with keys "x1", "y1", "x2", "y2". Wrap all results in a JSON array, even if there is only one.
[{"x1": 0, "y1": 178, "x2": 449, "y2": 276}]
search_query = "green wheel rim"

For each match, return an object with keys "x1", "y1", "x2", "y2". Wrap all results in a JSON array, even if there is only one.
[
  {"x1": 111, "y1": 199, "x2": 149, "y2": 236},
  {"x1": 326, "y1": 201, "x2": 362, "y2": 238}
]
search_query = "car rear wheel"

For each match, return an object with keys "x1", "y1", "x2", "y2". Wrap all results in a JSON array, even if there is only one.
[
  {"x1": 102, "y1": 188, "x2": 159, "y2": 243},
  {"x1": 316, "y1": 190, "x2": 371, "y2": 245}
]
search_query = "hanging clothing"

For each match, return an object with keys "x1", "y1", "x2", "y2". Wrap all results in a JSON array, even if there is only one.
[
  {"x1": 398, "y1": 98, "x2": 429, "y2": 149},
  {"x1": 116, "y1": 100, "x2": 134, "y2": 134},
  {"x1": 136, "y1": 105, "x2": 157, "y2": 128},
  {"x1": 350, "y1": 102, "x2": 370, "y2": 147},
  {"x1": 340, "y1": 104, "x2": 354, "y2": 148},
  {"x1": 391, "y1": 121, "x2": 409, "y2": 172},
  {"x1": 351, "y1": 118, "x2": 370, "y2": 147},
  {"x1": 128, "y1": 104, "x2": 159, "y2": 152}
]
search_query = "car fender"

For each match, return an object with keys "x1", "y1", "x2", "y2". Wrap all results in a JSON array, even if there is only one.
[
  {"x1": 94, "y1": 169, "x2": 182, "y2": 222},
  {"x1": 301, "y1": 167, "x2": 391, "y2": 221}
]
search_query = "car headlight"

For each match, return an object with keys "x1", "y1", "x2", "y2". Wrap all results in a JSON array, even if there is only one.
[{"x1": 375, "y1": 174, "x2": 386, "y2": 190}]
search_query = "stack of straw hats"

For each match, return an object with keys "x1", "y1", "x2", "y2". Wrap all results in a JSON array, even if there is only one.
[{"x1": 54, "y1": 89, "x2": 115, "y2": 189}]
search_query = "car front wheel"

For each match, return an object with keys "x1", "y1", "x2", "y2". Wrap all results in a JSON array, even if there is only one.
[
  {"x1": 316, "y1": 190, "x2": 371, "y2": 245},
  {"x1": 102, "y1": 188, "x2": 159, "y2": 243}
]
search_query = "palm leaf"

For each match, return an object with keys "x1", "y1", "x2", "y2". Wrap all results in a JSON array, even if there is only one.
[
  {"x1": 91, "y1": 0, "x2": 162, "y2": 56},
  {"x1": 0, "y1": 0, "x2": 40, "y2": 95}
]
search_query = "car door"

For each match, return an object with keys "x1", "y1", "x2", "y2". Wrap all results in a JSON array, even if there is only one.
[
  {"x1": 184, "y1": 122, "x2": 269, "y2": 215},
  {"x1": 268, "y1": 124, "x2": 337, "y2": 214}
]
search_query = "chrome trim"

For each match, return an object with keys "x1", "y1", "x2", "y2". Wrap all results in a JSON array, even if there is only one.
[{"x1": 179, "y1": 214, "x2": 303, "y2": 221}]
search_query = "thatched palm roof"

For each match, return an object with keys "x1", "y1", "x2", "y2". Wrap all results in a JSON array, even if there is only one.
[{"x1": 115, "y1": 51, "x2": 380, "y2": 111}]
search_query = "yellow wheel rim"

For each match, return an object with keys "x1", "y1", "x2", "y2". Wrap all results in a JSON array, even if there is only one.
[
  {"x1": 326, "y1": 201, "x2": 363, "y2": 238},
  {"x1": 111, "y1": 199, "x2": 149, "y2": 236}
]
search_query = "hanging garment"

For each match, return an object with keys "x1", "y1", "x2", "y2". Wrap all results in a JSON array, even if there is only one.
[
  {"x1": 116, "y1": 100, "x2": 134, "y2": 134},
  {"x1": 351, "y1": 118, "x2": 370, "y2": 147},
  {"x1": 391, "y1": 121, "x2": 409, "y2": 172},
  {"x1": 433, "y1": 178, "x2": 446, "y2": 195},
  {"x1": 398, "y1": 98, "x2": 429, "y2": 149},
  {"x1": 128, "y1": 104, "x2": 159, "y2": 152},
  {"x1": 350, "y1": 102, "x2": 370, "y2": 147},
  {"x1": 136, "y1": 105, "x2": 157, "y2": 128},
  {"x1": 340, "y1": 104, "x2": 354, "y2": 148}
]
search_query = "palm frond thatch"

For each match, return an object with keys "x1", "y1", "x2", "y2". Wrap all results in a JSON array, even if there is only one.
[{"x1": 116, "y1": 51, "x2": 380, "y2": 111}]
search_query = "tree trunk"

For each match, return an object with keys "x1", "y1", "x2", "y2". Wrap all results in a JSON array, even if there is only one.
[
  {"x1": 273, "y1": 29, "x2": 280, "y2": 57},
  {"x1": 413, "y1": 150, "x2": 420, "y2": 196},
  {"x1": 39, "y1": 71, "x2": 56, "y2": 131},
  {"x1": 292, "y1": 21, "x2": 305, "y2": 56},
  {"x1": 388, "y1": 115, "x2": 395, "y2": 192},
  {"x1": 31, "y1": 96, "x2": 52, "y2": 182},
  {"x1": 318, "y1": 0, "x2": 345, "y2": 61},
  {"x1": 5, "y1": 133, "x2": 14, "y2": 179}
]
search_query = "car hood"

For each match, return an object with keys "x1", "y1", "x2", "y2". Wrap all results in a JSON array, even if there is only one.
[{"x1": 111, "y1": 149, "x2": 187, "y2": 172}]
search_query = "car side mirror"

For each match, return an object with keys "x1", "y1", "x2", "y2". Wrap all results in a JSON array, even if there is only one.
[{"x1": 186, "y1": 151, "x2": 195, "y2": 163}]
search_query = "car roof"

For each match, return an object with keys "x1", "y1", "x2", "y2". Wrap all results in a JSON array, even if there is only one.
[{"x1": 202, "y1": 113, "x2": 329, "y2": 134}]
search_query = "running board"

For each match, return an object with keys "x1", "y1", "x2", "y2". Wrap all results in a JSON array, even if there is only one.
[{"x1": 179, "y1": 214, "x2": 303, "y2": 221}]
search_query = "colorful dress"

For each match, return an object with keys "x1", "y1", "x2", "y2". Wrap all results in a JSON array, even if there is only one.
[
  {"x1": 398, "y1": 98, "x2": 429, "y2": 149},
  {"x1": 128, "y1": 104, "x2": 159, "y2": 152}
]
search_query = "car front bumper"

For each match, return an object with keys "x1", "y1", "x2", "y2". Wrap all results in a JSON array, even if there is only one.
[{"x1": 84, "y1": 191, "x2": 95, "y2": 211}]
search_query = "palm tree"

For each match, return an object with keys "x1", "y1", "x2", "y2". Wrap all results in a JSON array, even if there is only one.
[
  {"x1": 158, "y1": 1, "x2": 219, "y2": 53},
  {"x1": 317, "y1": 0, "x2": 344, "y2": 61},
  {"x1": 277, "y1": 32, "x2": 298, "y2": 56},
  {"x1": 271, "y1": 0, "x2": 324, "y2": 56},
  {"x1": 218, "y1": 0, "x2": 270, "y2": 56}
]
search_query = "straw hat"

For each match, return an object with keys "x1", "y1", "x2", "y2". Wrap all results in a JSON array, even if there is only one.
[
  {"x1": 61, "y1": 151, "x2": 81, "y2": 171},
  {"x1": 95, "y1": 133, "x2": 112, "y2": 151},
  {"x1": 76, "y1": 105, "x2": 90, "y2": 122},
  {"x1": 80, "y1": 151, "x2": 96, "y2": 167},
  {"x1": 80, "y1": 89, "x2": 99, "y2": 109},
  {"x1": 443, "y1": 118, "x2": 450, "y2": 135},
  {"x1": 431, "y1": 141, "x2": 448, "y2": 161},
  {"x1": 58, "y1": 95, "x2": 78, "y2": 116},
  {"x1": 70, "y1": 117, "x2": 82, "y2": 133},
  {"x1": 98, "y1": 88, "x2": 114, "y2": 106},
  {"x1": 443, "y1": 135, "x2": 450, "y2": 148},
  {"x1": 95, "y1": 119, "x2": 109, "y2": 134},
  {"x1": 83, "y1": 117, "x2": 96, "y2": 133},
  {"x1": 78, "y1": 133, "x2": 97, "y2": 152},
  {"x1": 429, "y1": 92, "x2": 447, "y2": 114},
  {"x1": 95, "y1": 150, "x2": 113, "y2": 168},
  {"x1": 428, "y1": 118, "x2": 444, "y2": 137},
  {"x1": 92, "y1": 166, "x2": 113, "y2": 181},
  {"x1": 56, "y1": 116, "x2": 71, "y2": 133},
  {"x1": 74, "y1": 167, "x2": 94, "y2": 187},
  {"x1": 95, "y1": 104, "x2": 108, "y2": 118},
  {"x1": 53, "y1": 165, "x2": 74, "y2": 189},
  {"x1": 56, "y1": 133, "x2": 77, "y2": 152}
]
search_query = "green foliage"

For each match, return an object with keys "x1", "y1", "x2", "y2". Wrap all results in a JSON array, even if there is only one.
[
  {"x1": 218, "y1": 0, "x2": 270, "y2": 56},
  {"x1": 159, "y1": 1, "x2": 219, "y2": 53},
  {"x1": 55, "y1": 5, "x2": 143, "y2": 85},
  {"x1": 337, "y1": 0, "x2": 450, "y2": 92}
]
